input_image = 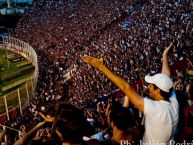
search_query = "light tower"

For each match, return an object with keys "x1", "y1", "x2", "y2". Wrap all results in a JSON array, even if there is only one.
[{"x1": 6, "y1": 0, "x2": 11, "y2": 8}]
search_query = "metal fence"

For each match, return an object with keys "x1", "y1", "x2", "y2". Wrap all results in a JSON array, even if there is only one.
[{"x1": 0, "y1": 36, "x2": 38, "y2": 121}]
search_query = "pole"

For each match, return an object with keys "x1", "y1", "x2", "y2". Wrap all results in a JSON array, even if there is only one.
[
  {"x1": 5, "y1": 45, "x2": 10, "y2": 68},
  {"x1": 31, "y1": 77, "x2": 34, "y2": 96},
  {"x1": 17, "y1": 89, "x2": 22, "y2": 115},
  {"x1": 4, "y1": 95, "x2": 9, "y2": 120},
  {"x1": 25, "y1": 83, "x2": 30, "y2": 104}
]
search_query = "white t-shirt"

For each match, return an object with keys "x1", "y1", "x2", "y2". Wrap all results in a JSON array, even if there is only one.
[{"x1": 143, "y1": 91, "x2": 179, "y2": 144}]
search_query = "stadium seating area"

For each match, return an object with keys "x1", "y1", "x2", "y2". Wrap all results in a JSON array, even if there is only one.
[{"x1": 0, "y1": 0, "x2": 193, "y2": 144}]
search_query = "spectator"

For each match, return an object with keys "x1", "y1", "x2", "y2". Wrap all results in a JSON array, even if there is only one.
[
  {"x1": 82, "y1": 42, "x2": 179, "y2": 144},
  {"x1": 2, "y1": 0, "x2": 193, "y2": 144},
  {"x1": 52, "y1": 102, "x2": 95, "y2": 145},
  {"x1": 176, "y1": 82, "x2": 193, "y2": 142},
  {"x1": 107, "y1": 103, "x2": 141, "y2": 145},
  {"x1": 0, "y1": 128, "x2": 7, "y2": 144},
  {"x1": 14, "y1": 120, "x2": 48, "y2": 145}
]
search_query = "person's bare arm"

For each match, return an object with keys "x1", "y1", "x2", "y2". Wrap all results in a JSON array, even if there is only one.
[
  {"x1": 0, "y1": 128, "x2": 6, "y2": 142},
  {"x1": 186, "y1": 58, "x2": 193, "y2": 76},
  {"x1": 173, "y1": 79, "x2": 182, "y2": 90},
  {"x1": 38, "y1": 112, "x2": 55, "y2": 122},
  {"x1": 14, "y1": 121, "x2": 46, "y2": 145},
  {"x1": 83, "y1": 56, "x2": 144, "y2": 112},
  {"x1": 187, "y1": 58, "x2": 193, "y2": 67},
  {"x1": 161, "y1": 42, "x2": 173, "y2": 77},
  {"x1": 187, "y1": 70, "x2": 193, "y2": 76},
  {"x1": 122, "y1": 95, "x2": 129, "y2": 108}
]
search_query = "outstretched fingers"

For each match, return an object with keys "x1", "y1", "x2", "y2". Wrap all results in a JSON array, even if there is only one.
[
  {"x1": 164, "y1": 42, "x2": 173, "y2": 54},
  {"x1": 82, "y1": 55, "x2": 103, "y2": 69}
]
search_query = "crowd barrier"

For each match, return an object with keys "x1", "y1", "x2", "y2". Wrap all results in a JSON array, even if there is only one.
[
  {"x1": 0, "y1": 123, "x2": 22, "y2": 143},
  {"x1": 0, "y1": 36, "x2": 39, "y2": 122}
]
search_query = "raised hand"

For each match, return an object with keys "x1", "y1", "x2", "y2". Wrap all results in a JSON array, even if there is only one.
[
  {"x1": 82, "y1": 55, "x2": 104, "y2": 69},
  {"x1": 163, "y1": 42, "x2": 173, "y2": 55},
  {"x1": 162, "y1": 42, "x2": 173, "y2": 76},
  {"x1": 38, "y1": 112, "x2": 55, "y2": 122}
]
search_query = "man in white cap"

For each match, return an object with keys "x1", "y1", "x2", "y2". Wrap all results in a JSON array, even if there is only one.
[{"x1": 83, "y1": 42, "x2": 179, "y2": 144}]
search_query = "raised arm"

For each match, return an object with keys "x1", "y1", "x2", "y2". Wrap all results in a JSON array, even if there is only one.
[
  {"x1": 14, "y1": 121, "x2": 46, "y2": 145},
  {"x1": 38, "y1": 112, "x2": 55, "y2": 122},
  {"x1": 187, "y1": 70, "x2": 193, "y2": 76},
  {"x1": 187, "y1": 58, "x2": 193, "y2": 76},
  {"x1": 122, "y1": 95, "x2": 129, "y2": 108},
  {"x1": 161, "y1": 42, "x2": 173, "y2": 77},
  {"x1": 0, "y1": 128, "x2": 6, "y2": 143},
  {"x1": 14, "y1": 112, "x2": 54, "y2": 145},
  {"x1": 187, "y1": 58, "x2": 193, "y2": 68},
  {"x1": 82, "y1": 56, "x2": 144, "y2": 112}
]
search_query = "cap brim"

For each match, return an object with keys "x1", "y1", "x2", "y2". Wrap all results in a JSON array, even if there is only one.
[{"x1": 145, "y1": 75, "x2": 154, "y2": 84}]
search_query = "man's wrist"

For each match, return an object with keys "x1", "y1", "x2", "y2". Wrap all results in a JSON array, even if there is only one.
[{"x1": 37, "y1": 121, "x2": 46, "y2": 128}]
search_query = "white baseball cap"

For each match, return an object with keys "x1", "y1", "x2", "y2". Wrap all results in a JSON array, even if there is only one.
[{"x1": 145, "y1": 73, "x2": 173, "y2": 92}]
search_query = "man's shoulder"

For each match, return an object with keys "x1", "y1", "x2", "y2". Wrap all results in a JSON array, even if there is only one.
[
  {"x1": 144, "y1": 98, "x2": 161, "y2": 106},
  {"x1": 144, "y1": 98, "x2": 170, "y2": 115}
]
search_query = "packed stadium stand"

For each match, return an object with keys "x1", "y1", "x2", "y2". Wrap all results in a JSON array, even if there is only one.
[{"x1": 0, "y1": 0, "x2": 193, "y2": 144}]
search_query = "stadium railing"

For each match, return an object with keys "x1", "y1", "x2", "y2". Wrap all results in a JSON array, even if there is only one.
[{"x1": 0, "y1": 36, "x2": 38, "y2": 122}]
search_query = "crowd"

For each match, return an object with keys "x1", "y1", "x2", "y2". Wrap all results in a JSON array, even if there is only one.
[
  {"x1": 12, "y1": 0, "x2": 131, "y2": 107},
  {"x1": 13, "y1": 0, "x2": 193, "y2": 107},
  {"x1": 0, "y1": 50, "x2": 193, "y2": 144},
  {"x1": 69, "y1": 0, "x2": 193, "y2": 106},
  {"x1": 0, "y1": 0, "x2": 193, "y2": 144}
]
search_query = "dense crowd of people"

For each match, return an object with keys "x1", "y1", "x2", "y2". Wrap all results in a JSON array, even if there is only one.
[
  {"x1": 12, "y1": 0, "x2": 132, "y2": 107},
  {"x1": 11, "y1": 0, "x2": 193, "y2": 107},
  {"x1": 0, "y1": 0, "x2": 193, "y2": 144}
]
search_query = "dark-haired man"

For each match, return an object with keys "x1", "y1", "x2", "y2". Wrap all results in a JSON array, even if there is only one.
[
  {"x1": 14, "y1": 103, "x2": 95, "y2": 145},
  {"x1": 108, "y1": 103, "x2": 141, "y2": 145},
  {"x1": 82, "y1": 43, "x2": 179, "y2": 144},
  {"x1": 52, "y1": 102, "x2": 95, "y2": 145}
]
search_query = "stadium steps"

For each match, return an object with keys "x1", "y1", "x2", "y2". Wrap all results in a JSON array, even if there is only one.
[
  {"x1": 7, "y1": 54, "x2": 24, "y2": 62},
  {"x1": 1, "y1": 72, "x2": 33, "y2": 92},
  {"x1": 1, "y1": 65, "x2": 34, "y2": 81},
  {"x1": 15, "y1": 60, "x2": 32, "y2": 67}
]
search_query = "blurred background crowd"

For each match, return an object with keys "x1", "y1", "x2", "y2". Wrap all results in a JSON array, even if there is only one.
[{"x1": 0, "y1": 0, "x2": 193, "y2": 144}]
